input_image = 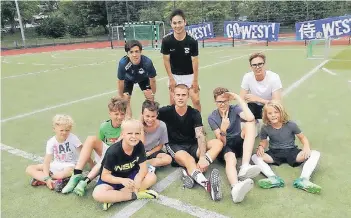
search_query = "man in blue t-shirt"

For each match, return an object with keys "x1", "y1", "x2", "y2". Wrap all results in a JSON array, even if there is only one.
[{"x1": 117, "y1": 40, "x2": 157, "y2": 116}]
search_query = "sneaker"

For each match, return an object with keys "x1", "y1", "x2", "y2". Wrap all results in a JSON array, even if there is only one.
[
  {"x1": 238, "y1": 165, "x2": 261, "y2": 180},
  {"x1": 147, "y1": 164, "x2": 156, "y2": 173},
  {"x1": 73, "y1": 179, "x2": 88, "y2": 196},
  {"x1": 30, "y1": 178, "x2": 46, "y2": 186},
  {"x1": 102, "y1": 202, "x2": 114, "y2": 211},
  {"x1": 136, "y1": 190, "x2": 159, "y2": 199},
  {"x1": 258, "y1": 176, "x2": 285, "y2": 189},
  {"x1": 293, "y1": 178, "x2": 321, "y2": 194},
  {"x1": 231, "y1": 178, "x2": 254, "y2": 203},
  {"x1": 181, "y1": 168, "x2": 194, "y2": 189},
  {"x1": 206, "y1": 169, "x2": 222, "y2": 201},
  {"x1": 54, "y1": 177, "x2": 70, "y2": 192},
  {"x1": 61, "y1": 174, "x2": 84, "y2": 194}
]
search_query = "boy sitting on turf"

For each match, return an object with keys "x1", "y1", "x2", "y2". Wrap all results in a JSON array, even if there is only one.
[
  {"x1": 62, "y1": 97, "x2": 128, "y2": 195},
  {"x1": 92, "y1": 119, "x2": 158, "y2": 211},
  {"x1": 26, "y1": 114, "x2": 82, "y2": 192},
  {"x1": 141, "y1": 100, "x2": 172, "y2": 172},
  {"x1": 251, "y1": 101, "x2": 321, "y2": 194}
]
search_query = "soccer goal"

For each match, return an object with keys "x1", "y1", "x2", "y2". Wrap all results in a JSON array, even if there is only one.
[
  {"x1": 307, "y1": 38, "x2": 331, "y2": 59},
  {"x1": 111, "y1": 21, "x2": 165, "y2": 50}
]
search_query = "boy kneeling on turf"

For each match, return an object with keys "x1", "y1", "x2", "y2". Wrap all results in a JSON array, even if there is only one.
[
  {"x1": 93, "y1": 119, "x2": 158, "y2": 211},
  {"x1": 26, "y1": 114, "x2": 82, "y2": 192}
]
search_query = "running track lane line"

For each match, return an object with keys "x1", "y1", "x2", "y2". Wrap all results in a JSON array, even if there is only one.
[{"x1": 1, "y1": 52, "x2": 256, "y2": 123}]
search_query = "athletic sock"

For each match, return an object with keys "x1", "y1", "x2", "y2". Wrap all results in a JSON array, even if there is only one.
[
  {"x1": 83, "y1": 177, "x2": 91, "y2": 184},
  {"x1": 300, "y1": 150, "x2": 321, "y2": 180},
  {"x1": 191, "y1": 169, "x2": 208, "y2": 189},
  {"x1": 205, "y1": 153, "x2": 213, "y2": 164},
  {"x1": 74, "y1": 169, "x2": 83, "y2": 175},
  {"x1": 251, "y1": 154, "x2": 275, "y2": 177}
]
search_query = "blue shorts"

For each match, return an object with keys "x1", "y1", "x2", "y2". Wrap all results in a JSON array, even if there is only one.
[{"x1": 96, "y1": 170, "x2": 138, "y2": 190}]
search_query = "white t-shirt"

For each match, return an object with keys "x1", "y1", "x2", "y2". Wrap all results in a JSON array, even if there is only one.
[
  {"x1": 241, "y1": 70, "x2": 282, "y2": 104},
  {"x1": 46, "y1": 133, "x2": 82, "y2": 164}
]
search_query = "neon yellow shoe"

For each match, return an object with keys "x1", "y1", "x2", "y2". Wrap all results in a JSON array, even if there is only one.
[
  {"x1": 61, "y1": 174, "x2": 83, "y2": 194},
  {"x1": 102, "y1": 202, "x2": 114, "y2": 211},
  {"x1": 293, "y1": 178, "x2": 321, "y2": 194},
  {"x1": 136, "y1": 190, "x2": 159, "y2": 199},
  {"x1": 258, "y1": 176, "x2": 285, "y2": 189}
]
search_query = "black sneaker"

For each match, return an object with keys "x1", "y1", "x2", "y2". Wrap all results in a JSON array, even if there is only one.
[
  {"x1": 206, "y1": 169, "x2": 222, "y2": 201},
  {"x1": 54, "y1": 177, "x2": 70, "y2": 193},
  {"x1": 181, "y1": 168, "x2": 194, "y2": 189}
]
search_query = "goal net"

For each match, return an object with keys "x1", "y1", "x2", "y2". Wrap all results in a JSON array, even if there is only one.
[{"x1": 307, "y1": 38, "x2": 331, "y2": 59}]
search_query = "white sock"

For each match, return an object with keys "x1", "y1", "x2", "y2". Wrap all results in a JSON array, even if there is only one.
[
  {"x1": 191, "y1": 169, "x2": 208, "y2": 189},
  {"x1": 251, "y1": 154, "x2": 275, "y2": 177},
  {"x1": 205, "y1": 153, "x2": 213, "y2": 164},
  {"x1": 300, "y1": 150, "x2": 320, "y2": 180}
]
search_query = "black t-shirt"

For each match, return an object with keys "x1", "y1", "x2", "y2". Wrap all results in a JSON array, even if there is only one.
[
  {"x1": 160, "y1": 33, "x2": 198, "y2": 75},
  {"x1": 158, "y1": 105, "x2": 203, "y2": 145},
  {"x1": 100, "y1": 140, "x2": 147, "y2": 178}
]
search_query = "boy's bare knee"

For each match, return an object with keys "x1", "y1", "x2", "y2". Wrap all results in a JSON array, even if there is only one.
[
  {"x1": 224, "y1": 152, "x2": 237, "y2": 165},
  {"x1": 92, "y1": 186, "x2": 104, "y2": 202},
  {"x1": 208, "y1": 139, "x2": 223, "y2": 150},
  {"x1": 164, "y1": 155, "x2": 172, "y2": 165}
]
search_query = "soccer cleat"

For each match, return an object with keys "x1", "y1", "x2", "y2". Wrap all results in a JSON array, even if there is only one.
[
  {"x1": 238, "y1": 165, "x2": 261, "y2": 180},
  {"x1": 136, "y1": 190, "x2": 159, "y2": 199},
  {"x1": 258, "y1": 176, "x2": 285, "y2": 189},
  {"x1": 54, "y1": 177, "x2": 70, "y2": 192},
  {"x1": 61, "y1": 173, "x2": 83, "y2": 194},
  {"x1": 231, "y1": 178, "x2": 254, "y2": 203},
  {"x1": 207, "y1": 168, "x2": 222, "y2": 201},
  {"x1": 293, "y1": 178, "x2": 321, "y2": 194},
  {"x1": 102, "y1": 202, "x2": 114, "y2": 211},
  {"x1": 30, "y1": 178, "x2": 46, "y2": 186},
  {"x1": 181, "y1": 168, "x2": 195, "y2": 189},
  {"x1": 73, "y1": 179, "x2": 88, "y2": 196}
]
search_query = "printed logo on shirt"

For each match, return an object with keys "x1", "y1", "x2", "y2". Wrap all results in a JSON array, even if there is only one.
[
  {"x1": 108, "y1": 137, "x2": 118, "y2": 144},
  {"x1": 114, "y1": 157, "x2": 139, "y2": 172},
  {"x1": 184, "y1": 48, "x2": 190, "y2": 54},
  {"x1": 138, "y1": 68, "x2": 145, "y2": 75},
  {"x1": 53, "y1": 142, "x2": 73, "y2": 162},
  {"x1": 170, "y1": 49, "x2": 175, "y2": 52},
  {"x1": 125, "y1": 62, "x2": 132, "y2": 70}
]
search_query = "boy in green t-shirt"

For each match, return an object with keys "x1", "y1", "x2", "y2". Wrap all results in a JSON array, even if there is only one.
[{"x1": 62, "y1": 97, "x2": 127, "y2": 196}]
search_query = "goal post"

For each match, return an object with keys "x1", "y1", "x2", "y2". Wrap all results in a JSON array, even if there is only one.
[{"x1": 307, "y1": 38, "x2": 331, "y2": 59}]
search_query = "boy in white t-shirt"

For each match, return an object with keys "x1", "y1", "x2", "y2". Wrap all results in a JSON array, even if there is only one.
[
  {"x1": 240, "y1": 53, "x2": 282, "y2": 120},
  {"x1": 26, "y1": 114, "x2": 82, "y2": 192}
]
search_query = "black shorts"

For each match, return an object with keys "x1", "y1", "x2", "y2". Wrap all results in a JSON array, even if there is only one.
[
  {"x1": 248, "y1": 103, "x2": 264, "y2": 119},
  {"x1": 147, "y1": 150, "x2": 165, "y2": 160},
  {"x1": 266, "y1": 147, "x2": 302, "y2": 167},
  {"x1": 165, "y1": 143, "x2": 199, "y2": 163},
  {"x1": 218, "y1": 134, "x2": 244, "y2": 163},
  {"x1": 123, "y1": 79, "x2": 150, "y2": 95}
]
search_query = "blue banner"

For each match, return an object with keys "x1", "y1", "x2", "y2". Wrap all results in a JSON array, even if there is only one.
[
  {"x1": 224, "y1": 21, "x2": 280, "y2": 41},
  {"x1": 170, "y1": 22, "x2": 214, "y2": 40},
  {"x1": 295, "y1": 15, "x2": 351, "y2": 40}
]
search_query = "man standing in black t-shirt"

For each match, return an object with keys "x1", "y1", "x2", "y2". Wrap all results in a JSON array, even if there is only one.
[
  {"x1": 158, "y1": 84, "x2": 223, "y2": 201},
  {"x1": 161, "y1": 9, "x2": 201, "y2": 112},
  {"x1": 92, "y1": 119, "x2": 158, "y2": 211}
]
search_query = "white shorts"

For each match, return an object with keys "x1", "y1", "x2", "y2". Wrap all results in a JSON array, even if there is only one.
[
  {"x1": 93, "y1": 142, "x2": 109, "y2": 164},
  {"x1": 168, "y1": 74, "x2": 194, "y2": 88},
  {"x1": 50, "y1": 161, "x2": 75, "y2": 174}
]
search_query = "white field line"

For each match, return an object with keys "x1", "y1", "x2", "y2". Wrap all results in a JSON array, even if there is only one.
[
  {"x1": 1, "y1": 60, "x2": 116, "y2": 80},
  {"x1": 2, "y1": 59, "x2": 329, "y2": 218},
  {"x1": 322, "y1": 67, "x2": 337, "y2": 76},
  {"x1": 1, "y1": 53, "x2": 253, "y2": 123}
]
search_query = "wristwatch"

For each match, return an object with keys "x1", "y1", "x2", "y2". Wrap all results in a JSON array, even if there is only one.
[{"x1": 220, "y1": 131, "x2": 227, "y2": 136}]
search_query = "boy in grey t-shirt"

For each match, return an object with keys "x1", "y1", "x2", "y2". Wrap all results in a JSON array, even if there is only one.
[
  {"x1": 251, "y1": 101, "x2": 321, "y2": 194},
  {"x1": 208, "y1": 87, "x2": 261, "y2": 203},
  {"x1": 141, "y1": 100, "x2": 172, "y2": 172}
]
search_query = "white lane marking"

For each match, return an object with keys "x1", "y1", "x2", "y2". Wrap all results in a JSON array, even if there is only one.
[{"x1": 322, "y1": 67, "x2": 337, "y2": 76}]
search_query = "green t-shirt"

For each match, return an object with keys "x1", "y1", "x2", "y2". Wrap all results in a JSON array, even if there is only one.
[{"x1": 99, "y1": 120, "x2": 122, "y2": 146}]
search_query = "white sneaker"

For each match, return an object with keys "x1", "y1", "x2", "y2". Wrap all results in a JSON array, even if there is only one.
[
  {"x1": 231, "y1": 178, "x2": 254, "y2": 203},
  {"x1": 147, "y1": 164, "x2": 156, "y2": 173},
  {"x1": 238, "y1": 165, "x2": 261, "y2": 180}
]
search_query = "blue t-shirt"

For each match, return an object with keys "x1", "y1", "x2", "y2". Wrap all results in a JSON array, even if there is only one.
[{"x1": 117, "y1": 55, "x2": 156, "y2": 83}]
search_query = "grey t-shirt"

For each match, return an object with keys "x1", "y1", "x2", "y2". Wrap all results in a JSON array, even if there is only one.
[
  {"x1": 208, "y1": 105, "x2": 243, "y2": 139},
  {"x1": 144, "y1": 121, "x2": 168, "y2": 152},
  {"x1": 260, "y1": 121, "x2": 301, "y2": 149}
]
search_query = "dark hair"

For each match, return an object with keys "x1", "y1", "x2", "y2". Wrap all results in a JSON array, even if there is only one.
[
  {"x1": 249, "y1": 52, "x2": 266, "y2": 64},
  {"x1": 142, "y1": 100, "x2": 160, "y2": 113},
  {"x1": 124, "y1": 40, "x2": 142, "y2": 53},
  {"x1": 170, "y1": 9, "x2": 185, "y2": 21}
]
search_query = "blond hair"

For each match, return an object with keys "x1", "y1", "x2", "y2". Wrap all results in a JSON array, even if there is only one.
[
  {"x1": 262, "y1": 101, "x2": 289, "y2": 125},
  {"x1": 121, "y1": 118, "x2": 142, "y2": 132},
  {"x1": 52, "y1": 114, "x2": 74, "y2": 128}
]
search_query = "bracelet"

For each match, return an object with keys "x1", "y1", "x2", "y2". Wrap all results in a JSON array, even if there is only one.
[{"x1": 43, "y1": 176, "x2": 51, "y2": 181}]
